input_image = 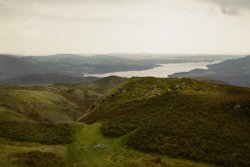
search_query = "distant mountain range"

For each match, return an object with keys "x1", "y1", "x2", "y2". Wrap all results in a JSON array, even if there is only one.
[
  {"x1": 170, "y1": 55, "x2": 250, "y2": 87},
  {"x1": 0, "y1": 73, "x2": 99, "y2": 86},
  {"x1": 0, "y1": 54, "x2": 246, "y2": 86},
  {"x1": 0, "y1": 54, "x2": 155, "y2": 81},
  {"x1": 0, "y1": 54, "x2": 227, "y2": 85}
]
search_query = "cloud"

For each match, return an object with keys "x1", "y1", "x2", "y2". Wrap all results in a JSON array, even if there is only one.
[
  {"x1": 198, "y1": 0, "x2": 250, "y2": 15},
  {"x1": 0, "y1": 0, "x2": 171, "y2": 24},
  {"x1": 221, "y1": 7, "x2": 239, "y2": 15}
]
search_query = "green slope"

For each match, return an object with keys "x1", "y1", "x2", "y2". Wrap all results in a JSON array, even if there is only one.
[
  {"x1": 66, "y1": 123, "x2": 215, "y2": 167},
  {"x1": 0, "y1": 121, "x2": 215, "y2": 167},
  {"x1": 1, "y1": 76, "x2": 250, "y2": 167},
  {"x1": 81, "y1": 77, "x2": 250, "y2": 167},
  {"x1": 0, "y1": 107, "x2": 32, "y2": 122},
  {"x1": 0, "y1": 76, "x2": 128, "y2": 167},
  {"x1": 0, "y1": 139, "x2": 67, "y2": 167},
  {"x1": 0, "y1": 88, "x2": 81, "y2": 122},
  {"x1": 0, "y1": 76, "x2": 126, "y2": 123}
]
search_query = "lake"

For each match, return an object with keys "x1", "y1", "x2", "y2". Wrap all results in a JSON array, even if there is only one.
[{"x1": 85, "y1": 61, "x2": 220, "y2": 78}]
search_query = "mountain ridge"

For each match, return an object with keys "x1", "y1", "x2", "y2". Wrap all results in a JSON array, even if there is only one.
[
  {"x1": 170, "y1": 55, "x2": 250, "y2": 87},
  {"x1": 0, "y1": 73, "x2": 99, "y2": 86}
]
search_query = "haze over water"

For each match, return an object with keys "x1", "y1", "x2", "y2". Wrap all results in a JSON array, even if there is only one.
[{"x1": 86, "y1": 61, "x2": 219, "y2": 78}]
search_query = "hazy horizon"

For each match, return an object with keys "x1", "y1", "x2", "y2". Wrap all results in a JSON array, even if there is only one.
[{"x1": 0, "y1": 52, "x2": 248, "y2": 57}]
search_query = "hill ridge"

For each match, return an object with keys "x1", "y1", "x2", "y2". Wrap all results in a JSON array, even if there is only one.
[{"x1": 81, "y1": 77, "x2": 250, "y2": 167}]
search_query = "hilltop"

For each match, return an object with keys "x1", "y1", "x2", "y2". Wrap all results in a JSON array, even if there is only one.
[{"x1": 81, "y1": 77, "x2": 250, "y2": 167}]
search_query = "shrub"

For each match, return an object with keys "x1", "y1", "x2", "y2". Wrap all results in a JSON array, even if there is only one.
[
  {"x1": 83, "y1": 78, "x2": 250, "y2": 167},
  {"x1": 101, "y1": 118, "x2": 137, "y2": 137},
  {"x1": 12, "y1": 151, "x2": 65, "y2": 167},
  {"x1": 0, "y1": 122, "x2": 75, "y2": 144}
]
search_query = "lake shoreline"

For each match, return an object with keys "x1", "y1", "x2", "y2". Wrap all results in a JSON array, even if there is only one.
[{"x1": 85, "y1": 61, "x2": 221, "y2": 78}]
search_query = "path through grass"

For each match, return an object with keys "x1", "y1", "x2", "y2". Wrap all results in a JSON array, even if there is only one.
[{"x1": 66, "y1": 123, "x2": 216, "y2": 167}]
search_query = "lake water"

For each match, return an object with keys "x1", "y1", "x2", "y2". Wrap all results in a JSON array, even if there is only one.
[{"x1": 85, "y1": 61, "x2": 220, "y2": 78}]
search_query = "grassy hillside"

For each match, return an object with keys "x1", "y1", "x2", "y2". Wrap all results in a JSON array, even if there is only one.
[
  {"x1": 81, "y1": 77, "x2": 250, "y2": 167},
  {"x1": 66, "y1": 123, "x2": 214, "y2": 167},
  {"x1": 0, "y1": 121, "x2": 215, "y2": 167},
  {"x1": 0, "y1": 107, "x2": 32, "y2": 122},
  {"x1": 0, "y1": 76, "x2": 126, "y2": 123},
  {"x1": 1, "y1": 76, "x2": 249, "y2": 167},
  {"x1": 0, "y1": 76, "x2": 128, "y2": 167},
  {"x1": 0, "y1": 139, "x2": 67, "y2": 167},
  {"x1": 0, "y1": 87, "x2": 81, "y2": 122}
]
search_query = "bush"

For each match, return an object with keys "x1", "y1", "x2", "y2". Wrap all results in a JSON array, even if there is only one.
[
  {"x1": 12, "y1": 151, "x2": 65, "y2": 167},
  {"x1": 83, "y1": 78, "x2": 250, "y2": 167},
  {"x1": 101, "y1": 118, "x2": 137, "y2": 137},
  {"x1": 0, "y1": 122, "x2": 75, "y2": 144}
]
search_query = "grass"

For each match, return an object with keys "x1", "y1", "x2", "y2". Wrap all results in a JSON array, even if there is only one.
[
  {"x1": 0, "y1": 121, "x2": 215, "y2": 167},
  {"x1": 0, "y1": 76, "x2": 127, "y2": 123},
  {"x1": 0, "y1": 138, "x2": 66, "y2": 167},
  {"x1": 0, "y1": 107, "x2": 32, "y2": 122},
  {"x1": 82, "y1": 77, "x2": 250, "y2": 167},
  {"x1": 0, "y1": 76, "x2": 135, "y2": 167},
  {"x1": 1, "y1": 77, "x2": 249, "y2": 167},
  {"x1": 0, "y1": 122, "x2": 73, "y2": 167},
  {"x1": 66, "y1": 122, "x2": 215, "y2": 167},
  {"x1": 0, "y1": 89, "x2": 81, "y2": 122}
]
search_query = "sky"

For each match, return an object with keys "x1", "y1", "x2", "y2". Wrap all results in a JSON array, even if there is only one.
[{"x1": 0, "y1": 0, "x2": 250, "y2": 55}]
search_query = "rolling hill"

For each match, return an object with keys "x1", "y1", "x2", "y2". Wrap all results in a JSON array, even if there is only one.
[
  {"x1": 0, "y1": 76, "x2": 125, "y2": 123},
  {"x1": 1, "y1": 76, "x2": 249, "y2": 167},
  {"x1": 0, "y1": 76, "x2": 129, "y2": 167},
  {"x1": 81, "y1": 77, "x2": 250, "y2": 167}
]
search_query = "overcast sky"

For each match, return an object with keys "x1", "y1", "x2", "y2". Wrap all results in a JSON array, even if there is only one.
[{"x1": 0, "y1": 0, "x2": 250, "y2": 55}]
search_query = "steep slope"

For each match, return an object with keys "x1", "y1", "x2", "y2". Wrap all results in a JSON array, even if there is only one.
[
  {"x1": 81, "y1": 77, "x2": 250, "y2": 167},
  {"x1": 170, "y1": 55, "x2": 250, "y2": 87}
]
